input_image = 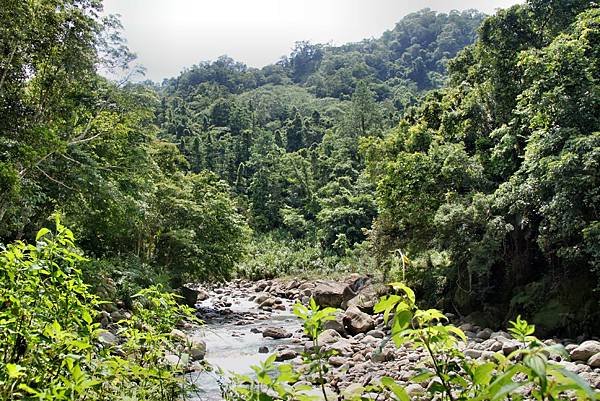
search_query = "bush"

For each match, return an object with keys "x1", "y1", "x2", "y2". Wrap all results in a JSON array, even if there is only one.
[
  {"x1": 0, "y1": 218, "x2": 198, "y2": 401},
  {"x1": 235, "y1": 231, "x2": 371, "y2": 280}
]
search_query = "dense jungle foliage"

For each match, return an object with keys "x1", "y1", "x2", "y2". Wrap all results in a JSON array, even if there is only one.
[{"x1": 1, "y1": 1, "x2": 599, "y2": 398}]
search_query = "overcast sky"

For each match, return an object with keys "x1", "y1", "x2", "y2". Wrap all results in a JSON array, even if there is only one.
[{"x1": 102, "y1": 0, "x2": 521, "y2": 82}]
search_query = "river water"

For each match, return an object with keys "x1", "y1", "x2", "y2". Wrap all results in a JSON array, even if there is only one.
[{"x1": 187, "y1": 296, "x2": 302, "y2": 400}]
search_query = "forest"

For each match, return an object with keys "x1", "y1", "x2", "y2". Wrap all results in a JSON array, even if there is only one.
[{"x1": 1, "y1": 0, "x2": 599, "y2": 400}]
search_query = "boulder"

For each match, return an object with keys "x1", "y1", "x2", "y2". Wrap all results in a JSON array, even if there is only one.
[
  {"x1": 406, "y1": 384, "x2": 424, "y2": 396},
  {"x1": 262, "y1": 327, "x2": 292, "y2": 339},
  {"x1": 313, "y1": 281, "x2": 355, "y2": 308},
  {"x1": 259, "y1": 298, "x2": 276, "y2": 308},
  {"x1": 180, "y1": 285, "x2": 202, "y2": 307},
  {"x1": 170, "y1": 328, "x2": 187, "y2": 342},
  {"x1": 187, "y1": 336, "x2": 206, "y2": 361},
  {"x1": 343, "y1": 306, "x2": 375, "y2": 335},
  {"x1": 275, "y1": 349, "x2": 297, "y2": 361},
  {"x1": 501, "y1": 340, "x2": 521, "y2": 355},
  {"x1": 371, "y1": 349, "x2": 393, "y2": 363},
  {"x1": 323, "y1": 311, "x2": 346, "y2": 335},
  {"x1": 464, "y1": 349, "x2": 482, "y2": 359},
  {"x1": 98, "y1": 331, "x2": 118, "y2": 346},
  {"x1": 328, "y1": 356, "x2": 347, "y2": 367},
  {"x1": 327, "y1": 339, "x2": 354, "y2": 356},
  {"x1": 570, "y1": 341, "x2": 600, "y2": 361},
  {"x1": 344, "y1": 274, "x2": 371, "y2": 293},
  {"x1": 346, "y1": 284, "x2": 381, "y2": 313},
  {"x1": 318, "y1": 329, "x2": 342, "y2": 344},
  {"x1": 254, "y1": 293, "x2": 271, "y2": 304},
  {"x1": 588, "y1": 353, "x2": 600, "y2": 368},
  {"x1": 366, "y1": 330, "x2": 385, "y2": 339},
  {"x1": 476, "y1": 328, "x2": 493, "y2": 340}
]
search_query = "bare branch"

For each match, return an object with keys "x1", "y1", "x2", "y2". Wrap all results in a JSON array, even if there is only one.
[{"x1": 35, "y1": 166, "x2": 75, "y2": 191}]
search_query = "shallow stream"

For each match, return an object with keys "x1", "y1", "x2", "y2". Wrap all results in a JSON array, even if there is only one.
[{"x1": 188, "y1": 297, "x2": 302, "y2": 400}]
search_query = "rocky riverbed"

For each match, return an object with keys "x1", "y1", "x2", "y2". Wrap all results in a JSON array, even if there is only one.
[{"x1": 181, "y1": 275, "x2": 600, "y2": 399}]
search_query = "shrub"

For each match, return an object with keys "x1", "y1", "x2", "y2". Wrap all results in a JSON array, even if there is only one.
[{"x1": 0, "y1": 217, "x2": 199, "y2": 401}]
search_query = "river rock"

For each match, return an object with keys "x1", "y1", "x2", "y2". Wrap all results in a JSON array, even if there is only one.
[
  {"x1": 276, "y1": 349, "x2": 297, "y2": 361},
  {"x1": 318, "y1": 329, "x2": 342, "y2": 344},
  {"x1": 313, "y1": 281, "x2": 355, "y2": 308},
  {"x1": 346, "y1": 284, "x2": 384, "y2": 313},
  {"x1": 180, "y1": 285, "x2": 203, "y2": 307},
  {"x1": 254, "y1": 293, "x2": 271, "y2": 304},
  {"x1": 170, "y1": 328, "x2": 187, "y2": 341},
  {"x1": 477, "y1": 328, "x2": 493, "y2": 340},
  {"x1": 327, "y1": 339, "x2": 354, "y2": 356},
  {"x1": 502, "y1": 340, "x2": 521, "y2": 355},
  {"x1": 481, "y1": 339, "x2": 503, "y2": 352},
  {"x1": 587, "y1": 353, "x2": 600, "y2": 367},
  {"x1": 323, "y1": 311, "x2": 346, "y2": 335},
  {"x1": 344, "y1": 274, "x2": 371, "y2": 292},
  {"x1": 344, "y1": 306, "x2": 375, "y2": 335},
  {"x1": 464, "y1": 349, "x2": 482, "y2": 359},
  {"x1": 98, "y1": 331, "x2": 118, "y2": 346},
  {"x1": 259, "y1": 298, "x2": 276, "y2": 308},
  {"x1": 570, "y1": 341, "x2": 600, "y2": 361},
  {"x1": 329, "y1": 356, "x2": 347, "y2": 367},
  {"x1": 187, "y1": 336, "x2": 206, "y2": 361},
  {"x1": 258, "y1": 346, "x2": 269, "y2": 353},
  {"x1": 406, "y1": 383, "x2": 424, "y2": 396},
  {"x1": 371, "y1": 349, "x2": 393, "y2": 363},
  {"x1": 164, "y1": 353, "x2": 183, "y2": 367},
  {"x1": 262, "y1": 326, "x2": 292, "y2": 339},
  {"x1": 366, "y1": 330, "x2": 385, "y2": 339}
]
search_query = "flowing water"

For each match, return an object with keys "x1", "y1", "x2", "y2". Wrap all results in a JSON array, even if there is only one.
[{"x1": 188, "y1": 296, "x2": 302, "y2": 400}]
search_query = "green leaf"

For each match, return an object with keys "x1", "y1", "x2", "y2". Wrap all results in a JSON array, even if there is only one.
[
  {"x1": 554, "y1": 367, "x2": 599, "y2": 399},
  {"x1": 473, "y1": 362, "x2": 495, "y2": 386},
  {"x1": 381, "y1": 376, "x2": 409, "y2": 401},
  {"x1": 6, "y1": 363, "x2": 25, "y2": 378},
  {"x1": 36, "y1": 228, "x2": 50, "y2": 241},
  {"x1": 491, "y1": 383, "x2": 523, "y2": 401},
  {"x1": 82, "y1": 309, "x2": 92, "y2": 325},
  {"x1": 389, "y1": 282, "x2": 415, "y2": 305},
  {"x1": 524, "y1": 354, "x2": 546, "y2": 379},
  {"x1": 412, "y1": 369, "x2": 435, "y2": 383}
]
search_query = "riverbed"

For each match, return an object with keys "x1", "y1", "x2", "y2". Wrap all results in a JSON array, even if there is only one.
[{"x1": 188, "y1": 293, "x2": 302, "y2": 400}]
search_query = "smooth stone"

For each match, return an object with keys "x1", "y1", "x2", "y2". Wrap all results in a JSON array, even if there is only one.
[{"x1": 262, "y1": 327, "x2": 292, "y2": 339}]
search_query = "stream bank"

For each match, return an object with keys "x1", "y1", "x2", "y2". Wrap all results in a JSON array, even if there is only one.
[{"x1": 183, "y1": 276, "x2": 600, "y2": 400}]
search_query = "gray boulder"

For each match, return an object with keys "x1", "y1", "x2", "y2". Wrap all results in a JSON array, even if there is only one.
[
  {"x1": 346, "y1": 284, "x2": 382, "y2": 313},
  {"x1": 343, "y1": 306, "x2": 375, "y2": 335},
  {"x1": 313, "y1": 281, "x2": 355, "y2": 308},
  {"x1": 98, "y1": 331, "x2": 118, "y2": 346},
  {"x1": 323, "y1": 311, "x2": 346, "y2": 335},
  {"x1": 180, "y1": 285, "x2": 202, "y2": 307},
  {"x1": 571, "y1": 341, "x2": 600, "y2": 361},
  {"x1": 275, "y1": 349, "x2": 297, "y2": 361},
  {"x1": 187, "y1": 336, "x2": 207, "y2": 361},
  {"x1": 587, "y1": 353, "x2": 600, "y2": 368},
  {"x1": 262, "y1": 327, "x2": 292, "y2": 339},
  {"x1": 318, "y1": 329, "x2": 342, "y2": 344}
]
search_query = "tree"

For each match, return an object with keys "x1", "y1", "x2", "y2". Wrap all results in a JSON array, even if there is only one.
[{"x1": 349, "y1": 81, "x2": 380, "y2": 137}]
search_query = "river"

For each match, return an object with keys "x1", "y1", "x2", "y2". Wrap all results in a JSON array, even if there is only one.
[{"x1": 187, "y1": 294, "x2": 302, "y2": 400}]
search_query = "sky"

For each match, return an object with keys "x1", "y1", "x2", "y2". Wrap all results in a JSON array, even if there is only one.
[{"x1": 102, "y1": 0, "x2": 522, "y2": 82}]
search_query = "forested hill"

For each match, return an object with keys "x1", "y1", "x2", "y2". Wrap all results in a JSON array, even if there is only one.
[
  {"x1": 156, "y1": 9, "x2": 485, "y2": 246},
  {"x1": 161, "y1": 9, "x2": 484, "y2": 101}
]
